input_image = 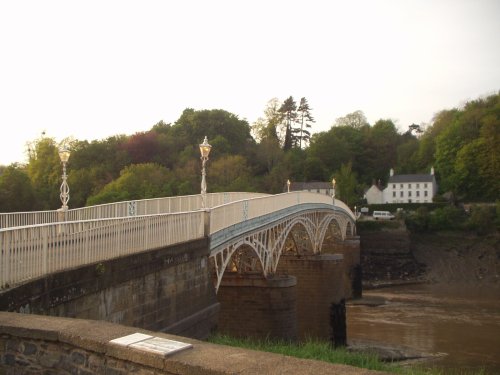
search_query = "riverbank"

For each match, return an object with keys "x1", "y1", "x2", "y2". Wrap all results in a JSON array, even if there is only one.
[
  {"x1": 359, "y1": 221, "x2": 500, "y2": 288},
  {"x1": 350, "y1": 226, "x2": 500, "y2": 373}
]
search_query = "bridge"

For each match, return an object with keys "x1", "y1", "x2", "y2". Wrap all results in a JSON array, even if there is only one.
[{"x1": 0, "y1": 191, "x2": 359, "y2": 342}]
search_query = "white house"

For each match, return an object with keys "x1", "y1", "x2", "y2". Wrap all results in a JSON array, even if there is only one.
[{"x1": 364, "y1": 167, "x2": 438, "y2": 204}]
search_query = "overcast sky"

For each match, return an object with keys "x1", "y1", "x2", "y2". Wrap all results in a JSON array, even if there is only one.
[{"x1": 1, "y1": 0, "x2": 499, "y2": 166}]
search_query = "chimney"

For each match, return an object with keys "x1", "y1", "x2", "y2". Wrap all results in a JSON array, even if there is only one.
[
  {"x1": 390, "y1": 168, "x2": 394, "y2": 177},
  {"x1": 430, "y1": 166, "x2": 435, "y2": 175}
]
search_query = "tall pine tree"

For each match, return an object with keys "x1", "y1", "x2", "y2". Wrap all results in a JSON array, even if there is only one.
[
  {"x1": 296, "y1": 97, "x2": 315, "y2": 148},
  {"x1": 279, "y1": 96, "x2": 297, "y2": 151}
]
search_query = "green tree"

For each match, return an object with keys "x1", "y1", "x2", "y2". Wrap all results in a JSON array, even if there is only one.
[
  {"x1": 333, "y1": 110, "x2": 369, "y2": 129},
  {"x1": 209, "y1": 155, "x2": 255, "y2": 192},
  {"x1": 86, "y1": 163, "x2": 173, "y2": 205},
  {"x1": 26, "y1": 137, "x2": 62, "y2": 209},
  {"x1": 278, "y1": 96, "x2": 297, "y2": 151},
  {"x1": 251, "y1": 98, "x2": 282, "y2": 143},
  {"x1": 296, "y1": 97, "x2": 315, "y2": 148},
  {"x1": 171, "y1": 108, "x2": 254, "y2": 157},
  {"x1": 0, "y1": 165, "x2": 36, "y2": 212},
  {"x1": 334, "y1": 162, "x2": 358, "y2": 207}
]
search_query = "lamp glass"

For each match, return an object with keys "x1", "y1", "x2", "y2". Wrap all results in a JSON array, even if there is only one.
[
  {"x1": 59, "y1": 147, "x2": 71, "y2": 163},
  {"x1": 199, "y1": 137, "x2": 211, "y2": 158},
  {"x1": 332, "y1": 178, "x2": 336, "y2": 187}
]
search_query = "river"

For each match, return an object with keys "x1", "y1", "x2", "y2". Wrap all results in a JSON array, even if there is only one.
[{"x1": 347, "y1": 283, "x2": 500, "y2": 374}]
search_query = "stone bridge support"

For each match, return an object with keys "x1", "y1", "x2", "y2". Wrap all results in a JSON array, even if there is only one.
[
  {"x1": 323, "y1": 235, "x2": 362, "y2": 299},
  {"x1": 216, "y1": 274, "x2": 297, "y2": 340},
  {"x1": 276, "y1": 254, "x2": 345, "y2": 341}
]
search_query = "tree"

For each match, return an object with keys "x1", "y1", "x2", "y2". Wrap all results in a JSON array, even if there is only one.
[
  {"x1": 296, "y1": 97, "x2": 315, "y2": 148},
  {"x1": 86, "y1": 163, "x2": 173, "y2": 205},
  {"x1": 333, "y1": 110, "x2": 369, "y2": 129},
  {"x1": 208, "y1": 155, "x2": 255, "y2": 192},
  {"x1": 334, "y1": 162, "x2": 358, "y2": 207},
  {"x1": 26, "y1": 137, "x2": 62, "y2": 209},
  {"x1": 251, "y1": 98, "x2": 282, "y2": 143},
  {"x1": 278, "y1": 96, "x2": 297, "y2": 151},
  {"x1": 0, "y1": 165, "x2": 36, "y2": 212},
  {"x1": 171, "y1": 108, "x2": 254, "y2": 156}
]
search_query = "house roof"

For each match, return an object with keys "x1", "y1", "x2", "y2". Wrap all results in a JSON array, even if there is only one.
[
  {"x1": 288, "y1": 182, "x2": 333, "y2": 191},
  {"x1": 388, "y1": 174, "x2": 435, "y2": 183}
]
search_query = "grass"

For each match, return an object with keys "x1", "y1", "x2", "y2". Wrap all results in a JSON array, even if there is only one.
[{"x1": 208, "y1": 334, "x2": 487, "y2": 375}]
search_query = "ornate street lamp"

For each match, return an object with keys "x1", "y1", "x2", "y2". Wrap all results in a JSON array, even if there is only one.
[
  {"x1": 199, "y1": 136, "x2": 212, "y2": 209},
  {"x1": 58, "y1": 145, "x2": 71, "y2": 211},
  {"x1": 332, "y1": 178, "x2": 336, "y2": 205},
  {"x1": 287, "y1": 179, "x2": 291, "y2": 193}
]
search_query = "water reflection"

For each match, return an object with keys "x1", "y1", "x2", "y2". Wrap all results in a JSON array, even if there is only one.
[{"x1": 347, "y1": 284, "x2": 500, "y2": 374}]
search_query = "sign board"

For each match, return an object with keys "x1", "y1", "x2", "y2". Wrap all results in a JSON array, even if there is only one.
[{"x1": 110, "y1": 333, "x2": 193, "y2": 357}]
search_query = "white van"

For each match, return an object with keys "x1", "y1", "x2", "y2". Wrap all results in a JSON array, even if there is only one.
[{"x1": 372, "y1": 211, "x2": 395, "y2": 220}]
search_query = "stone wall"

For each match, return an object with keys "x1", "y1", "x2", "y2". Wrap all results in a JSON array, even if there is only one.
[
  {"x1": 325, "y1": 236, "x2": 362, "y2": 298},
  {"x1": 359, "y1": 228, "x2": 424, "y2": 285},
  {"x1": 216, "y1": 274, "x2": 297, "y2": 340},
  {"x1": 1, "y1": 312, "x2": 388, "y2": 375},
  {"x1": 0, "y1": 239, "x2": 219, "y2": 340},
  {"x1": 276, "y1": 254, "x2": 344, "y2": 341}
]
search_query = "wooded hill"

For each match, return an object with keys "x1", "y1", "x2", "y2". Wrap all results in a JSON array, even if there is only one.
[{"x1": 0, "y1": 92, "x2": 498, "y2": 212}]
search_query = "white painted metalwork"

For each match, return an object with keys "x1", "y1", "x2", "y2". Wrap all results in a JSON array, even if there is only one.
[
  {"x1": 0, "y1": 211, "x2": 203, "y2": 289},
  {"x1": 199, "y1": 136, "x2": 212, "y2": 209},
  {"x1": 209, "y1": 206, "x2": 355, "y2": 292},
  {"x1": 0, "y1": 191, "x2": 356, "y2": 293},
  {"x1": 0, "y1": 192, "x2": 268, "y2": 229}
]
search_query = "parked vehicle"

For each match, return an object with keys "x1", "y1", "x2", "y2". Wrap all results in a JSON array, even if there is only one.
[{"x1": 372, "y1": 210, "x2": 395, "y2": 220}]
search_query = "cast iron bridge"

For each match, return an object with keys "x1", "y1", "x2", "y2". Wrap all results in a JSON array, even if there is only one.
[{"x1": 0, "y1": 192, "x2": 356, "y2": 292}]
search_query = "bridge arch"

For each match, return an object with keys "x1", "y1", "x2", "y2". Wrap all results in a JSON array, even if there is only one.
[{"x1": 210, "y1": 209, "x2": 356, "y2": 292}]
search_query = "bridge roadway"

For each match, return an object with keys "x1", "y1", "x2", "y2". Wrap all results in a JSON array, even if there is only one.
[{"x1": 0, "y1": 191, "x2": 356, "y2": 292}]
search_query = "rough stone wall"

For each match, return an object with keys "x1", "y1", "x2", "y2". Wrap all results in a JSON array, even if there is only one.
[
  {"x1": 0, "y1": 239, "x2": 219, "y2": 340},
  {"x1": 0, "y1": 312, "x2": 389, "y2": 375},
  {"x1": 0, "y1": 336, "x2": 171, "y2": 375},
  {"x1": 276, "y1": 254, "x2": 344, "y2": 341},
  {"x1": 359, "y1": 229, "x2": 424, "y2": 284},
  {"x1": 324, "y1": 236, "x2": 362, "y2": 298},
  {"x1": 217, "y1": 275, "x2": 297, "y2": 341}
]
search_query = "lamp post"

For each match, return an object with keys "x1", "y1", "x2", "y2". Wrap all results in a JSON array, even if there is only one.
[
  {"x1": 199, "y1": 136, "x2": 212, "y2": 209},
  {"x1": 332, "y1": 178, "x2": 336, "y2": 206},
  {"x1": 59, "y1": 146, "x2": 71, "y2": 211},
  {"x1": 287, "y1": 179, "x2": 291, "y2": 193}
]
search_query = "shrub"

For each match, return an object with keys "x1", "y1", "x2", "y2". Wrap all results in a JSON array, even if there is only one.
[
  {"x1": 466, "y1": 205, "x2": 497, "y2": 235},
  {"x1": 429, "y1": 205, "x2": 467, "y2": 231},
  {"x1": 405, "y1": 206, "x2": 431, "y2": 232}
]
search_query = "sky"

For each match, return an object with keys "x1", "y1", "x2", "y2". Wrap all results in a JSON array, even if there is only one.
[{"x1": 1, "y1": 0, "x2": 499, "y2": 166}]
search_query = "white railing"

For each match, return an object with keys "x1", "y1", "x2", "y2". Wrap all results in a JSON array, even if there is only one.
[
  {"x1": 0, "y1": 191, "x2": 355, "y2": 289},
  {"x1": 209, "y1": 191, "x2": 354, "y2": 235},
  {"x1": 0, "y1": 192, "x2": 269, "y2": 229},
  {"x1": 0, "y1": 210, "x2": 60, "y2": 229},
  {"x1": 0, "y1": 211, "x2": 204, "y2": 289}
]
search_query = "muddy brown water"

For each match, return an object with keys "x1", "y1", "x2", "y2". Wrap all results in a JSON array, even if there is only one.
[{"x1": 347, "y1": 283, "x2": 500, "y2": 374}]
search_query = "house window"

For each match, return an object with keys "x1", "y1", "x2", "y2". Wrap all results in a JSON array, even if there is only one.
[
  {"x1": 424, "y1": 183, "x2": 428, "y2": 188},
  {"x1": 416, "y1": 183, "x2": 420, "y2": 188},
  {"x1": 393, "y1": 184, "x2": 396, "y2": 189},
  {"x1": 416, "y1": 191, "x2": 420, "y2": 197},
  {"x1": 424, "y1": 191, "x2": 428, "y2": 197},
  {"x1": 400, "y1": 184, "x2": 403, "y2": 188},
  {"x1": 408, "y1": 183, "x2": 412, "y2": 188},
  {"x1": 400, "y1": 191, "x2": 403, "y2": 197},
  {"x1": 317, "y1": 189, "x2": 320, "y2": 193},
  {"x1": 408, "y1": 191, "x2": 412, "y2": 197},
  {"x1": 393, "y1": 192, "x2": 396, "y2": 197}
]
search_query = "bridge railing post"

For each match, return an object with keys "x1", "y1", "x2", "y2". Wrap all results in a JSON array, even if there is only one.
[{"x1": 203, "y1": 209, "x2": 211, "y2": 237}]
